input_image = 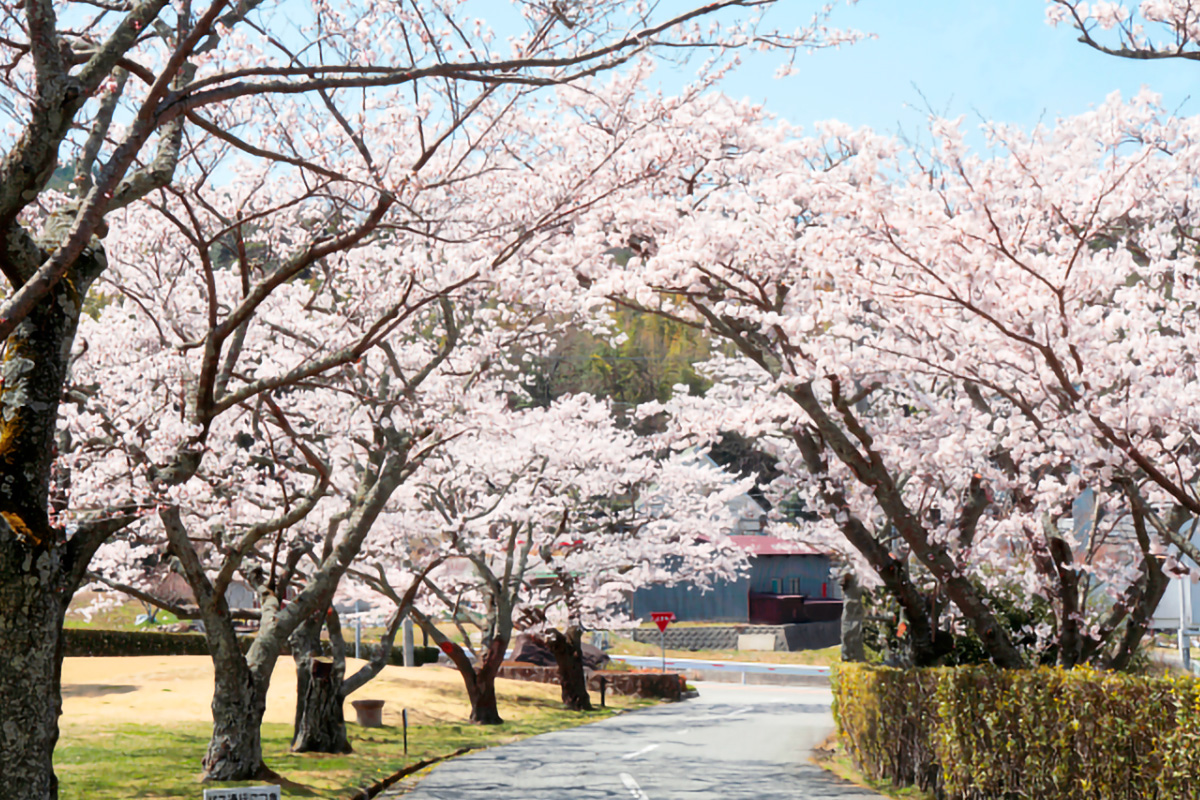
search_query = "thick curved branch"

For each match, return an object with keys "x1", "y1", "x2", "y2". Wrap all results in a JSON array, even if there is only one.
[
  {"x1": 84, "y1": 571, "x2": 262, "y2": 620},
  {"x1": 342, "y1": 556, "x2": 445, "y2": 696}
]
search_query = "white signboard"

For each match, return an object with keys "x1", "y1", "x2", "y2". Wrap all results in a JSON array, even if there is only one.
[
  {"x1": 1151, "y1": 520, "x2": 1200, "y2": 633},
  {"x1": 202, "y1": 787, "x2": 280, "y2": 800},
  {"x1": 1152, "y1": 577, "x2": 1199, "y2": 632}
]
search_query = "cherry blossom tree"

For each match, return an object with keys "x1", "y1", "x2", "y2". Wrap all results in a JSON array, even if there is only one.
[
  {"x1": 1047, "y1": 0, "x2": 1200, "y2": 60},
  {"x1": 828, "y1": 92, "x2": 1199, "y2": 667},
  {"x1": 68, "y1": 218, "x2": 474, "y2": 778},
  {"x1": 64, "y1": 68, "x2": 780, "y2": 768},
  {"x1": 64, "y1": 100, "x2": 712, "y2": 773},
  {"x1": 0, "y1": 2, "x2": 863, "y2": 794},
  {"x1": 565, "y1": 87, "x2": 1199, "y2": 669},
  {"x1": 350, "y1": 393, "x2": 747, "y2": 721},
  {"x1": 516, "y1": 443, "x2": 750, "y2": 709}
]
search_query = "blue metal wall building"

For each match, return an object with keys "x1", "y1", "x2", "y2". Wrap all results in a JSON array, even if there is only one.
[
  {"x1": 630, "y1": 575, "x2": 751, "y2": 622},
  {"x1": 628, "y1": 454, "x2": 841, "y2": 624},
  {"x1": 629, "y1": 547, "x2": 839, "y2": 623}
]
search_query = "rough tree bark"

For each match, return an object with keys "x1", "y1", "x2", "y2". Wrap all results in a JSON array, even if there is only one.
[
  {"x1": 161, "y1": 506, "x2": 277, "y2": 781},
  {"x1": 543, "y1": 626, "x2": 593, "y2": 711},
  {"x1": 411, "y1": 610, "x2": 506, "y2": 725},
  {"x1": 290, "y1": 607, "x2": 351, "y2": 754},
  {"x1": 0, "y1": 47, "x2": 204, "y2": 798},
  {"x1": 839, "y1": 573, "x2": 866, "y2": 663},
  {"x1": 290, "y1": 600, "x2": 412, "y2": 752},
  {"x1": 204, "y1": 626, "x2": 274, "y2": 781},
  {"x1": 0, "y1": 545, "x2": 71, "y2": 800},
  {"x1": 466, "y1": 637, "x2": 507, "y2": 725},
  {"x1": 0, "y1": 245, "x2": 128, "y2": 799}
]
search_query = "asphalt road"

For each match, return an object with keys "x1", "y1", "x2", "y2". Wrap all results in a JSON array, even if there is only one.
[{"x1": 399, "y1": 682, "x2": 881, "y2": 799}]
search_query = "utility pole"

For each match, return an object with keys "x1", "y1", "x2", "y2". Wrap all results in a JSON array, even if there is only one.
[{"x1": 403, "y1": 615, "x2": 415, "y2": 667}]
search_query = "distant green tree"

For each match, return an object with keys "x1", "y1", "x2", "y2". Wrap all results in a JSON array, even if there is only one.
[{"x1": 519, "y1": 306, "x2": 715, "y2": 410}]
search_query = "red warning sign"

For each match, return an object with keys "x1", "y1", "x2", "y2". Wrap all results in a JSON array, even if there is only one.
[{"x1": 650, "y1": 612, "x2": 675, "y2": 633}]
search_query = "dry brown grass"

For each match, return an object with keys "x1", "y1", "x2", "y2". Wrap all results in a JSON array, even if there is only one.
[
  {"x1": 56, "y1": 656, "x2": 644, "y2": 799},
  {"x1": 61, "y1": 656, "x2": 569, "y2": 728}
]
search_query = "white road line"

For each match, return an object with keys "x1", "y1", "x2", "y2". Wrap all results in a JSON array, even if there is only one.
[
  {"x1": 621, "y1": 743, "x2": 660, "y2": 760},
  {"x1": 679, "y1": 708, "x2": 749, "y2": 723},
  {"x1": 620, "y1": 772, "x2": 650, "y2": 799}
]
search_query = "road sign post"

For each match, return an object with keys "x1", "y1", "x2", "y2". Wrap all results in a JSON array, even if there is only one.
[{"x1": 650, "y1": 612, "x2": 675, "y2": 674}]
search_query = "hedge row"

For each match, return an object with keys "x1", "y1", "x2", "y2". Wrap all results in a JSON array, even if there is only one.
[
  {"x1": 347, "y1": 641, "x2": 440, "y2": 667},
  {"x1": 62, "y1": 627, "x2": 439, "y2": 666},
  {"x1": 63, "y1": 628, "x2": 230, "y2": 657},
  {"x1": 832, "y1": 662, "x2": 1200, "y2": 800}
]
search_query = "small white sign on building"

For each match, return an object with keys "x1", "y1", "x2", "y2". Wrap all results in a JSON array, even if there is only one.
[{"x1": 202, "y1": 786, "x2": 280, "y2": 800}]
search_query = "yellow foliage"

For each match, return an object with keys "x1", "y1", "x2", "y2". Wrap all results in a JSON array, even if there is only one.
[
  {"x1": 1, "y1": 510, "x2": 42, "y2": 546},
  {"x1": 0, "y1": 411, "x2": 22, "y2": 463},
  {"x1": 832, "y1": 662, "x2": 1200, "y2": 800}
]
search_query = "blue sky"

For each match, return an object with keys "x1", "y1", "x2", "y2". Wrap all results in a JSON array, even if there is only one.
[{"x1": 657, "y1": 1, "x2": 1199, "y2": 138}]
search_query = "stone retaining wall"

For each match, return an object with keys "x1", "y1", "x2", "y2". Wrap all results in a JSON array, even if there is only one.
[{"x1": 495, "y1": 664, "x2": 684, "y2": 701}]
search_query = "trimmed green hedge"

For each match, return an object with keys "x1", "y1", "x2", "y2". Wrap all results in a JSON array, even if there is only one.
[
  {"x1": 832, "y1": 662, "x2": 1200, "y2": 800},
  {"x1": 348, "y1": 641, "x2": 440, "y2": 667},
  {"x1": 62, "y1": 628, "x2": 439, "y2": 666},
  {"x1": 63, "y1": 628, "x2": 231, "y2": 656}
]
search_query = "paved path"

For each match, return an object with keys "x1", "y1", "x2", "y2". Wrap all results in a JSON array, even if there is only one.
[
  {"x1": 396, "y1": 682, "x2": 880, "y2": 799},
  {"x1": 611, "y1": 654, "x2": 831, "y2": 679}
]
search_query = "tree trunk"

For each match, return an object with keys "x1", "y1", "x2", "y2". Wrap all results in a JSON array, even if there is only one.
[
  {"x1": 840, "y1": 573, "x2": 866, "y2": 663},
  {"x1": 545, "y1": 626, "x2": 593, "y2": 711},
  {"x1": 0, "y1": 253, "x2": 108, "y2": 799},
  {"x1": 410, "y1": 609, "x2": 506, "y2": 725},
  {"x1": 292, "y1": 656, "x2": 350, "y2": 753},
  {"x1": 159, "y1": 506, "x2": 273, "y2": 782},
  {"x1": 290, "y1": 609, "x2": 351, "y2": 754},
  {"x1": 203, "y1": 622, "x2": 270, "y2": 781},
  {"x1": 467, "y1": 673, "x2": 503, "y2": 725},
  {"x1": 467, "y1": 637, "x2": 507, "y2": 725},
  {"x1": 787, "y1": 389, "x2": 1025, "y2": 668},
  {"x1": 162, "y1": 439, "x2": 417, "y2": 778},
  {"x1": 0, "y1": 548, "x2": 67, "y2": 800}
]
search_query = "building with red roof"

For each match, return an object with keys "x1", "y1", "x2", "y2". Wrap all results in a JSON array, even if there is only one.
[{"x1": 629, "y1": 491, "x2": 843, "y2": 626}]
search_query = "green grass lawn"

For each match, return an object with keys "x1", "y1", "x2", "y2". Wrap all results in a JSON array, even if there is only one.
[
  {"x1": 818, "y1": 752, "x2": 936, "y2": 800},
  {"x1": 57, "y1": 705, "x2": 651, "y2": 799},
  {"x1": 64, "y1": 592, "x2": 182, "y2": 630},
  {"x1": 810, "y1": 733, "x2": 935, "y2": 800}
]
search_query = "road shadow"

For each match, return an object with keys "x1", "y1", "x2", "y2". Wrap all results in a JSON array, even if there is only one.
[
  {"x1": 411, "y1": 760, "x2": 879, "y2": 799},
  {"x1": 406, "y1": 726, "x2": 881, "y2": 799},
  {"x1": 61, "y1": 683, "x2": 138, "y2": 698}
]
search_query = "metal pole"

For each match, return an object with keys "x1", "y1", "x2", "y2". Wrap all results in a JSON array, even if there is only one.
[
  {"x1": 1181, "y1": 579, "x2": 1192, "y2": 672},
  {"x1": 355, "y1": 600, "x2": 362, "y2": 660},
  {"x1": 660, "y1": 626, "x2": 666, "y2": 674},
  {"x1": 402, "y1": 708, "x2": 408, "y2": 757},
  {"x1": 402, "y1": 615, "x2": 415, "y2": 667}
]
